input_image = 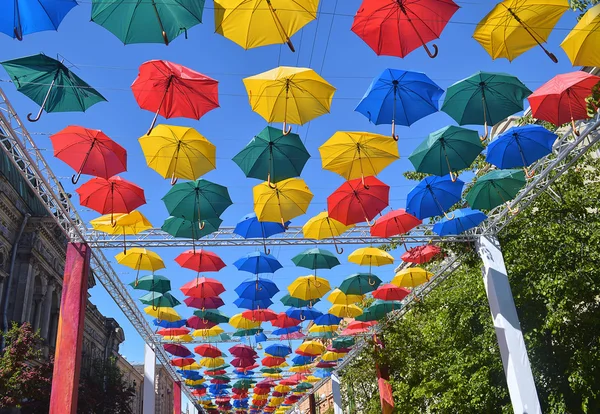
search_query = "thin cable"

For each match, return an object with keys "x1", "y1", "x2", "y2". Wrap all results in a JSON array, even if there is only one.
[{"x1": 318, "y1": 0, "x2": 339, "y2": 75}]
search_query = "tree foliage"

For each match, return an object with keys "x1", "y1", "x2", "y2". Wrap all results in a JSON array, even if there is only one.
[{"x1": 570, "y1": 0, "x2": 600, "y2": 18}]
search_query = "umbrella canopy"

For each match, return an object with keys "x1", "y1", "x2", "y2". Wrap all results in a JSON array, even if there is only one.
[
  {"x1": 253, "y1": 178, "x2": 313, "y2": 224},
  {"x1": 140, "y1": 125, "x2": 216, "y2": 182},
  {"x1": 339, "y1": 273, "x2": 382, "y2": 295},
  {"x1": 561, "y1": 4, "x2": 600, "y2": 67},
  {"x1": 233, "y1": 297, "x2": 273, "y2": 310},
  {"x1": 229, "y1": 344, "x2": 258, "y2": 358},
  {"x1": 358, "y1": 300, "x2": 401, "y2": 321},
  {"x1": 195, "y1": 344, "x2": 223, "y2": 358},
  {"x1": 192, "y1": 326, "x2": 225, "y2": 338},
  {"x1": 162, "y1": 216, "x2": 222, "y2": 240},
  {"x1": 164, "y1": 344, "x2": 192, "y2": 357},
  {"x1": 288, "y1": 276, "x2": 331, "y2": 301},
  {"x1": 185, "y1": 296, "x2": 225, "y2": 310},
  {"x1": 234, "y1": 251, "x2": 282, "y2": 274},
  {"x1": 214, "y1": 0, "x2": 318, "y2": 51},
  {"x1": 234, "y1": 213, "x2": 288, "y2": 239},
  {"x1": 180, "y1": 277, "x2": 225, "y2": 298},
  {"x1": 241, "y1": 309, "x2": 277, "y2": 322},
  {"x1": 392, "y1": 267, "x2": 433, "y2": 288},
  {"x1": 77, "y1": 176, "x2": 146, "y2": 216},
  {"x1": 327, "y1": 289, "x2": 363, "y2": 305},
  {"x1": 372, "y1": 284, "x2": 410, "y2": 302},
  {"x1": 329, "y1": 304, "x2": 363, "y2": 318},
  {"x1": 302, "y1": 212, "x2": 353, "y2": 254},
  {"x1": 272, "y1": 313, "x2": 302, "y2": 328},
  {"x1": 91, "y1": 0, "x2": 204, "y2": 45},
  {"x1": 176, "y1": 249, "x2": 226, "y2": 273},
  {"x1": 130, "y1": 274, "x2": 171, "y2": 293},
  {"x1": 162, "y1": 178, "x2": 232, "y2": 224},
  {"x1": 291, "y1": 248, "x2": 340, "y2": 272},
  {"x1": 285, "y1": 307, "x2": 322, "y2": 321},
  {"x1": 370, "y1": 209, "x2": 421, "y2": 237},
  {"x1": 194, "y1": 309, "x2": 230, "y2": 324},
  {"x1": 401, "y1": 245, "x2": 441, "y2": 264},
  {"x1": 171, "y1": 357, "x2": 196, "y2": 367},
  {"x1": 280, "y1": 294, "x2": 319, "y2": 308},
  {"x1": 341, "y1": 320, "x2": 377, "y2": 335},
  {"x1": 406, "y1": 175, "x2": 463, "y2": 220},
  {"x1": 296, "y1": 341, "x2": 325, "y2": 356},
  {"x1": 1, "y1": 0, "x2": 76, "y2": 39},
  {"x1": 91, "y1": 211, "x2": 152, "y2": 238},
  {"x1": 473, "y1": 0, "x2": 569, "y2": 62},
  {"x1": 144, "y1": 306, "x2": 181, "y2": 322},
  {"x1": 465, "y1": 169, "x2": 526, "y2": 211},
  {"x1": 327, "y1": 176, "x2": 390, "y2": 226},
  {"x1": 235, "y1": 278, "x2": 280, "y2": 300},
  {"x1": 351, "y1": 0, "x2": 459, "y2": 58},
  {"x1": 116, "y1": 248, "x2": 165, "y2": 272},
  {"x1": 1, "y1": 54, "x2": 106, "y2": 121},
  {"x1": 140, "y1": 291, "x2": 181, "y2": 307},
  {"x1": 347, "y1": 247, "x2": 394, "y2": 267},
  {"x1": 186, "y1": 317, "x2": 217, "y2": 330},
  {"x1": 309, "y1": 324, "x2": 338, "y2": 334},
  {"x1": 265, "y1": 344, "x2": 292, "y2": 358},
  {"x1": 433, "y1": 208, "x2": 487, "y2": 236}
]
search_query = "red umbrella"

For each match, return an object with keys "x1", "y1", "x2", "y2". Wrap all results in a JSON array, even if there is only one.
[
  {"x1": 279, "y1": 379, "x2": 298, "y2": 386},
  {"x1": 242, "y1": 309, "x2": 278, "y2": 322},
  {"x1": 236, "y1": 363, "x2": 259, "y2": 372},
  {"x1": 231, "y1": 357, "x2": 257, "y2": 368},
  {"x1": 180, "y1": 277, "x2": 225, "y2": 298},
  {"x1": 186, "y1": 316, "x2": 217, "y2": 330},
  {"x1": 256, "y1": 379, "x2": 277, "y2": 388},
  {"x1": 262, "y1": 356, "x2": 286, "y2": 367},
  {"x1": 229, "y1": 344, "x2": 258, "y2": 358},
  {"x1": 163, "y1": 343, "x2": 192, "y2": 357},
  {"x1": 211, "y1": 378, "x2": 229, "y2": 384},
  {"x1": 351, "y1": 0, "x2": 459, "y2": 59},
  {"x1": 231, "y1": 393, "x2": 249, "y2": 399},
  {"x1": 253, "y1": 387, "x2": 271, "y2": 395},
  {"x1": 401, "y1": 244, "x2": 441, "y2": 264},
  {"x1": 327, "y1": 176, "x2": 390, "y2": 226},
  {"x1": 192, "y1": 389, "x2": 206, "y2": 396},
  {"x1": 316, "y1": 361, "x2": 337, "y2": 368},
  {"x1": 205, "y1": 369, "x2": 227, "y2": 376},
  {"x1": 281, "y1": 331, "x2": 304, "y2": 340},
  {"x1": 184, "y1": 296, "x2": 225, "y2": 310},
  {"x1": 170, "y1": 357, "x2": 195, "y2": 367},
  {"x1": 157, "y1": 327, "x2": 190, "y2": 337},
  {"x1": 76, "y1": 176, "x2": 145, "y2": 221},
  {"x1": 50, "y1": 125, "x2": 127, "y2": 184},
  {"x1": 175, "y1": 249, "x2": 226, "y2": 272},
  {"x1": 341, "y1": 320, "x2": 377, "y2": 336},
  {"x1": 194, "y1": 344, "x2": 222, "y2": 358},
  {"x1": 271, "y1": 313, "x2": 301, "y2": 328},
  {"x1": 132, "y1": 60, "x2": 220, "y2": 134},
  {"x1": 288, "y1": 373, "x2": 306, "y2": 382},
  {"x1": 372, "y1": 284, "x2": 410, "y2": 302},
  {"x1": 370, "y1": 209, "x2": 421, "y2": 237},
  {"x1": 528, "y1": 71, "x2": 600, "y2": 133}
]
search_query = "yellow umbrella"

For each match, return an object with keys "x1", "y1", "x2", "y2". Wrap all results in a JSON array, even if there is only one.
[
  {"x1": 139, "y1": 125, "x2": 216, "y2": 184},
  {"x1": 348, "y1": 247, "x2": 394, "y2": 269},
  {"x1": 297, "y1": 340, "x2": 325, "y2": 356},
  {"x1": 288, "y1": 275, "x2": 331, "y2": 300},
  {"x1": 115, "y1": 247, "x2": 165, "y2": 285},
  {"x1": 289, "y1": 364, "x2": 311, "y2": 373},
  {"x1": 264, "y1": 373, "x2": 283, "y2": 379},
  {"x1": 253, "y1": 394, "x2": 269, "y2": 401},
  {"x1": 392, "y1": 267, "x2": 433, "y2": 288},
  {"x1": 302, "y1": 211, "x2": 354, "y2": 254},
  {"x1": 192, "y1": 326, "x2": 225, "y2": 337},
  {"x1": 321, "y1": 351, "x2": 345, "y2": 361},
  {"x1": 199, "y1": 357, "x2": 225, "y2": 368},
  {"x1": 243, "y1": 66, "x2": 336, "y2": 133},
  {"x1": 185, "y1": 379, "x2": 205, "y2": 386},
  {"x1": 308, "y1": 324, "x2": 338, "y2": 333},
  {"x1": 305, "y1": 375, "x2": 320, "y2": 383},
  {"x1": 473, "y1": 0, "x2": 569, "y2": 62},
  {"x1": 144, "y1": 306, "x2": 181, "y2": 322},
  {"x1": 169, "y1": 334, "x2": 193, "y2": 343},
  {"x1": 561, "y1": 4, "x2": 600, "y2": 67},
  {"x1": 327, "y1": 288, "x2": 363, "y2": 305},
  {"x1": 319, "y1": 131, "x2": 399, "y2": 185},
  {"x1": 91, "y1": 210, "x2": 152, "y2": 254},
  {"x1": 230, "y1": 313, "x2": 262, "y2": 330},
  {"x1": 253, "y1": 178, "x2": 313, "y2": 225},
  {"x1": 214, "y1": 0, "x2": 318, "y2": 51},
  {"x1": 181, "y1": 362, "x2": 202, "y2": 370},
  {"x1": 275, "y1": 385, "x2": 291, "y2": 393},
  {"x1": 329, "y1": 304, "x2": 363, "y2": 318}
]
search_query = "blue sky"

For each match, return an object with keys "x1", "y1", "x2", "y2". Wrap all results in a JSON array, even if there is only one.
[{"x1": 0, "y1": 0, "x2": 583, "y2": 401}]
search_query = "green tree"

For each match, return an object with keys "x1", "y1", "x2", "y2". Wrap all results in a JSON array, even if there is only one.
[
  {"x1": 77, "y1": 357, "x2": 135, "y2": 414},
  {"x1": 570, "y1": 0, "x2": 600, "y2": 18}
]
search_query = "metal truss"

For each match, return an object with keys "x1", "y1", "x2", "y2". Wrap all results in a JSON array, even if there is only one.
[{"x1": 0, "y1": 88, "x2": 201, "y2": 408}]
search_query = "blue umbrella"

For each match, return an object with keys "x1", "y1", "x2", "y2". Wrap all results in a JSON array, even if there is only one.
[
  {"x1": 292, "y1": 355, "x2": 315, "y2": 365},
  {"x1": 486, "y1": 125, "x2": 557, "y2": 176},
  {"x1": 255, "y1": 331, "x2": 267, "y2": 343},
  {"x1": 235, "y1": 278, "x2": 279, "y2": 300},
  {"x1": 355, "y1": 68, "x2": 444, "y2": 139},
  {"x1": 234, "y1": 251, "x2": 283, "y2": 274},
  {"x1": 406, "y1": 175, "x2": 464, "y2": 220},
  {"x1": 314, "y1": 369, "x2": 333, "y2": 378},
  {"x1": 314, "y1": 313, "x2": 342, "y2": 326},
  {"x1": 233, "y1": 297, "x2": 274, "y2": 310},
  {"x1": 233, "y1": 213, "x2": 290, "y2": 254},
  {"x1": 153, "y1": 318, "x2": 187, "y2": 328},
  {"x1": 1, "y1": 0, "x2": 77, "y2": 40},
  {"x1": 432, "y1": 208, "x2": 487, "y2": 236},
  {"x1": 178, "y1": 370, "x2": 203, "y2": 380},
  {"x1": 265, "y1": 344, "x2": 292, "y2": 357},
  {"x1": 273, "y1": 326, "x2": 301, "y2": 336},
  {"x1": 286, "y1": 307, "x2": 323, "y2": 321}
]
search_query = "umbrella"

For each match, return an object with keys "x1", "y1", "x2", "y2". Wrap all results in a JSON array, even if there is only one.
[
  {"x1": 561, "y1": 4, "x2": 600, "y2": 68},
  {"x1": 180, "y1": 277, "x2": 225, "y2": 298},
  {"x1": 272, "y1": 313, "x2": 301, "y2": 328},
  {"x1": 465, "y1": 169, "x2": 526, "y2": 213},
  {"x1": 241, "y1": 309, "x2": 277, "y2": 322},
  {"x1": 351, "y1": 0, "x2": 459, "y2": 58},
  {"x1": 186, "y1": 317, "x2": 217, "y2": 330},
  {"x1": 327, "y1": 289, "x2": 363, "y2": 305},
  {"x1": 233, "y1": 251, "x2": 282, "y2": 274},
  {"x1": 229, "y1": 344, "x2": 258, "y2": 358},
  {"x1": 116, "y1": 248, "x2": 165, "y2": 284},
  {"x1": 194, "y1": 309, "x2": 230, "y2": 324},
  {"x1": 314, "y1": 314, "x2": 342, "y2": 326},
  {"x1": 235, "y1": 278, "x2": 280, "y2": 300},
  {"x1": 154, "y1": 318, "x2": 186, "y2": 328},
  {"x1": 233, "y1": 126, "x2": 310, "y2": 186},
  {"x1": 91, "y1": 210, "x2": 151, "y2": 254},
  {"x1": 291, "y1": 248, "x2": 340, "y2": 276},
  {"x1": 1, "y1": 54, "x2": 106, "y2": 122},
  {"x1": 370, "y1": 209, "x2": 421, "y2": 238},
  {"x1": 132, "y1": 60, "x2": 219, "y2": 134},
  {"x1": 139, "y1": 125, "x2": 216, "y2": 184},
  {"x1": 162, "y1": 217, "x2": 222, "y2": 240},
  {"x1": 392, "y1": 267, "x2": 433, "y2": 288},
  {"x1": 243, "y1": 66, "x2": 336, "y2": 133},
  {"x1": 77, "y1": 176, "x2": 146, "y2": 222},
  {"x1": 441, "y1": 72, "x2": 532, "y2": 140},
  {"x1": 408, "y1": 126, "x2": 483, "y2": 181},
  {"x1": 144, "y1": 306, "x2": 181, "y2": 322},
  {"x1": 233, "y1": 328, "x2": 263, "y2": 337},
  {"x1": 341, "y1": 320, "x2": 377, "y2": 336},
  {"x1": 331, "y1": 336, "x2": 354, "y2": 349},
  {"x1": 233, "y1": 297, "x2": 273, "y2": 310},
  {"x1": 171, "y1": 357, "x2": 196, "y2": 367},
  {"x1": 193, "y1": 326, "x2": 225, "y2": 338},
  {"x1": 233, "y1": 213, "x2": 289, "y2": 254},
  {"x1": 285, "y1": 307, "x2": 322, "y2": 321},
  {"x1": 176, "y1": 249, "x2": 226, "y2": 273},
  {"x1": 280, "y1": 294, "x2": 319, "y2": 308},
  {"x1": 473, "y1": 0, "x2": 569, "y2": 63},
  {"x1": 486, "y1": 125, "x2": 558, "y2": 177},
  {"x1": 164, "y1": 344, "x2": 192, "y2": 357},
  {"x1": 347, "y1": 247, "x2": 394, "y2": 270},
  {"x1": 158, "y1": 328, "x2": 190, "y2": 338},
  {"x1": 140, "y1": 291, "x2": 181, "y2": 307},
  {"x1": 372, "y1": 284, "x2": 410, "y2": 302},
  {"x1": 359, "y1": 300, "x2": 401, "y2": 321},
  {"x1": 200, "y1": 357, "x2": 226, "y2": 369},
  {"x1": 185, "y1": 296, "x2": 225, "y2": 310},
  {"x1": 528, "y1": 71, "x2": 600, "y2": 134},
  {"x1": 50, "y1": 125, "x2": 126, "y2": 184},
  {"x1": 264, "y1": 344, "x2": 292, "y2": 358},
  {"x1": 288, "y1": 275, "x2": 331, "y2": 301},
  {"x1": 195, "y1": 344, "x2": 223, "y2": 358},
  {"x1": 327, "y1": 176, "x2": 390, "y2": 226},
  {"x1": 433, "y1": 208, "x2": 487, "y2": 236},
  {"x1": 339, "y1": 273, "x2": 382, "y2": 295},
  {"x1": 401, "y1": 245, "x2": 441, "y2": 264},
  {"x1": 302, "y1": 212, "x2": 353, "y2": 254},
  {"x1": 253, "y1": 178, "x2": 313, "y2": 225},
  {"x1": 405, "y1": 175, "x2": 463, "y2": 220},
  {"x1": 330, "y1": 303, "x2": 363, "y2": 319},
  {"x1": 214, "y1": 0, "x2": 318, "y2": 51},
  {"x1": 355, "y1": 69, "x2": 444, "y2": 138},
  {"x1": 1, "y1": 0, "x2": 76, "y2": 40},
  {"x1": 130, "y1": 274, "x2": 171, "y2": 293}
]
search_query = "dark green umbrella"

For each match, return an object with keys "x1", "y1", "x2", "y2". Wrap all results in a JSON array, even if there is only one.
[
  {"x1": 193, "y1": 309, "x2": 230, "y2": 324},
  {"x1": 331, "y1": 336, "x2": 354, "y2": 349},
  {"x1": 1, "y1": 54, "x2": 106, "y2": 122},
  {"x1": 205, "y1": 364, "x2": 230, "y2": 373},
  {"x1": 356, "y1": 300, "x2": 401, "y2": 322},
  {"x1": 232, "y1": 379, "x2": 254, "y2": 389},
  {"x1": 232, "y1": 328, "x2": 263, "y2": 337},
  {"x1": 307, "y1": 331, "x2": 337, "y2": 339},
  {"x1": 338, "y1": 273, "x2": 382, "y2": 295},
  {"x1": 210, "y1": 375, "x2": 231, "y2": 382},
  {"x1": 465, "y1": 169, "x2": 526, "y2": 212},
  {"x1": 280, "y1": 294, "x2": 320, "y2": 308},
  {"x1": 129, "y1": 274, "x2": 171, "y2": 293},
  {"x1": 232, "y1": 126, "x2": 310, "y2": 186},
  {"x1": 260, "y1": 367, "x2": 282, "y2": 374},
  {"x1": 162, "y1": 179, "x2": 232, "y2": 228},
  {"x1": 441, "y1": 72, "x2": 531, "y2": 140},
  {"x1": 291, "y1": 248, "x2": 340, "y2": 275},
  {"x1": 91, "y1": 0, "x2": 205, "y2": 45},
  {"x1": 408, "y1": 126, "x2": 484, "y2": 181},
  {"x1": 139, "y1": 291, "x2": 181, "y2": 307},
  {"x1": 295, "y1": 382, "x2": 313, "y2": 391},
  {"x1": 162, "y1": 216, "x2": 222, "y2": 239}
]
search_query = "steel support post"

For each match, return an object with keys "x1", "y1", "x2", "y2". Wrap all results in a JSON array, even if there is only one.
[
  {"x1": 49, "y1": 243, "x2": 91, "y2": 414},
  {"x1": 331, "y1": 374, "x2": 343, "y2": 414},
  {"x1": 174, "y1": 381, "x2": 182, "y2": 414},
  {"x1": 143, "y1": 344, "x2": 156, "y2": 414},
  {"x1": 308, "y1": 393, "x2": 317, "y2": 414},
  {"x1": 477, "y1": 235, "x2": 541, "y2": 414}
]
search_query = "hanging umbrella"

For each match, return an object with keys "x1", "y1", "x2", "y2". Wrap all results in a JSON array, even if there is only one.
[
  {"x1": 296, "y1": 341, "x2": 325, "y2": 356},
  {"x1": 355, "y1": 69, "x2": 443, "y2": 139},
  {"x1": 432, "y1": 207, "x2": 486, "y2": 236},
  {"x1": 77, "y1": 176, "x2": 146, "y2": 223},
  {"x1": 132, "y1": 60, "x2": 219, "y2": 134},
  {"x1": 329, "y1": 304, "x2": 363, "y2": 318},
  {"x1": 408, "y1": 126, "x2": 483, "y2": 181},
  {"x1": 392, "y1": 267, "x2": 433, "y2": 288},
  {"x1": 372, "y1": 284, "x2": 410, "y2": 302},
  {"x1": 401, "y1": 244, "x2": 441, "y2": 264},
  {"x1": 338, "y1": 273, "x2": 382, "y2": 296},
  {"x1": 91, "y1": 0, "x2": 204, "y2": 45},
  {"x1": 327, "y1": 289, "x2": 363, "y2": 305},
  {"x1": 561, "y1": 5, "x2": 600, "y2": 68},
  {"x1": 473, "y1": 0, "x2": 569, "y2": 63},
  {"x1": 50, "y1": 125, "x2": 126, "y2": 184},
  {"x1": 180, "y1": 277, "x2": 225, "y2": 298},
  {"x1": 164, "y1": 344, "x2": 192, "y2": 357},
  {"x1": 302, "y1": 212, "x2": 353, "y2": 254},
  {"x1": 291, "y1": 248, "x2": 340, "y2": 276},
  {"x1": 194, "y1": 309, "x2": 230, "y2": 324},
  {"x1": 285, "y1": 307, "x2": 322, "y2": 321},
  {"x1": 351, "y1": 0, "x2": 459, "y2": 58},
  {"x1": 144, "y1": 306, "x2": 181, "y2": 322},
  {"x1": 370, "y1": 209, "x2": 421, "y2": 238},
  {"x1": 140, "y1": 291, "x2": 181, "y2": 307},
  {"x1": 158, "y1": 327, "x2": 190, "y2": 338},
  {"x1": 265, "y1": 344, "x2": 292, "y2": 358},
  {"x1": 233, "y1": 251, "x2": 282, "y2": 274},
  {"x1": 129, "y1": 274, "x2": 171, "y2": 293},
  {"x1": 176, "y1": 249, "x2": 226, "y2": 273},
  {"x1": 280, "y1": 294, "x2": 319, "y2": 308},
  {"x1": 233, "y1": 297, "x2": 273, "y2": 310},
  {"x1": 340, "y1": 321, "x2": 377, "y2": 336},
  {"x1": 229, "y1": 344, "x2": 258, "y2": 358},
  {"x1": 314, "y1": 314, "x2": 343, "y2": 327},
  {"x1": 186, "y1": 317, "x2": 217, "y2": 330},
  {"x1": 193, "y1": 326, "x2": 225, "y2": 338},
  {"x1": 1, "y1": 0, "x2": 77, "y2": 40},
  {"x1": 200, "y1": 357, "x2": 226, "y2": 369},
  {"x1": 1, "y1": 54, "x2": 106, "y2": 122},
  {"x1": 116, "y1": 248, "x2": 165, "y2": 285},
  {"x1": 288, "y1": 275, "x2": 331, "y2": 301},
  {"x1": 347, "y1": 247, "x2": 394, "y2": 270},
  {"x1": 272, "y1": 313, "x2": 301, "y2": 328},
  {"x1": 235, "y1": 278, "x2": 280, "y2": 300},
  {"x1": 162, "y1": 216, "x2": 222, "y2": 240},
  {"x1": 139, "y1": 125, "x2": 216, "y2": 184},
  {"x1": 243, "y1": 66, "x2": 336, "y2": 134},
  {"x1": 327, "y1": 176, "x2": 390, "y2": 226},
  {"x1": 171, "y1": 357, "x2": 196, "y2": 368},
  {"x1": 441, "y1": 72, "x2": 532, "y2": 140},
  {"x1": 241, "y1": 309, "x2": 278, "y2": 322},
  {"x1": 406, "y1": 175, "x2": 463, "y2": 220},
  {"x1": 185, "y1": 296, "x2": 225, "y2": 310},
  {"x1": 360, "y1": 300, "x2": 402, "y2": 321},
  {"x1": 528, "y1": 71, "x2": 600, "y2": 134},
  {"x1": 253, "y1": 178, "x2": 313, "y2": 225},
  {"x1": 331, "y1": 336, "x2": 354, "y2": 349},
  {"x1": 91, "y1": 210, "x2": 151, "y2": 254},
  {"x1": 466, "y1": 169, "x2": 526, "y2": 213},
  {"x1": 214, "y1": 0, "x2": 318, "y2": 51},
  {"x1": 234, "y1": 213, "x2": 289, "y2": 254}
]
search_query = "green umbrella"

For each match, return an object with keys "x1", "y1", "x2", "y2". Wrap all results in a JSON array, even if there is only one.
[
  {"x1": 162, "y1": 179, "x2": 232, "y2": 228},
  {"x1": 193, "y1": 309, "x2": 230, "y2": 324},
  {"x1": 441, "y1": 72, "x2": 531, "y2": 140},
  {"x1": 232, "y1": 126, "x2": 310, "y2": 186},
  {"x1": 291, "y1": 248, "x2": 340, "y2": 275},
  {"x1": 91, "y1": 0, "x2": 205, "y2": 45},
  {"x1": 205, "y1": 333, "x2": 231, "y2": 343},
  {"x1": 280, "y1": 294, "x2": 320, "y2": 308},
  {"x1": 162, "y1": 216, "x2": 222, "y2": 239},
  {"x1": 338, "y1": 273, "x2": 382, "y2": 295},
  {"x1": 465, "y1": 169, "x2": 526, "y2": 212},
  {"x1": 232, "y1": 328, "x2": 263, "y2": 337},
  {"x1": 307, "y1": 331, "x2": 337, "y2": 339},
  {"x1": 139, "y1": 291, "x2": 181, "y2": 307},
  {"x1": 295, "y1": 382, "x2": 313, "y2": 391},
  {"x1": 331, "y1": 336, "x2": 354, "y2": 349},
  {"x1": 260, "y1": 367, "x2": 282, "y2": 374},
  {"x1": 232, "y1": 379, "x2": 254, "y2": 389},
  {"x1": 408, "y1": 126, "x2": 484, "y2": 181},
  {"x1": 356, "y1": 300, "x2": 401, "y2": 322},
  {"x1": 206, "y1": 364, "x2": 230, "y2": 372},
  {"x1": 1, "y1": 54, "x2": 106, "y2": 122},
  {"x1": 211, "y1": 375, "x2": 231, "y2": 382},
  {"x1": 129, "y1": 274, "x2": 171, "y2": 293}
]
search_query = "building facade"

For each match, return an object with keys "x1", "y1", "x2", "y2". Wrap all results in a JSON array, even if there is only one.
[{"x1": 133, "y1": 364, "x2": 175, "y2": 414}]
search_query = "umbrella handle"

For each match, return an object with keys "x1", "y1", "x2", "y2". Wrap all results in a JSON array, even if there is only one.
[
  {"x1": 287, "y1": 39, "x2": 296, "y2": 52},
  {"x1": 71, "y1": 172, "x2": 82, "y2": 185},
  {"x1": 506, "y1": 202, "x2": 519, "y2": 215},
  {"x1": 170, "y1": 174, "x2": 179, "y2": 186},
  {"x1": 27, "y1": 106, "x2": 45, "y2": 123},
  {"x1": 361, "y1": 175, "x2": 370, "y2": 190},
  {"x1": 282, "y1": 119, "x2": 292, "y2": 136},
  {"x1": 28, "y1": 73, "x2": 59, "y2": 122},
  {"x1": 368, "y1": 278, "x2": 376, "y2": 286},
  {"x1": 480, "y1": 122, "x2": 489, "y2": 142},
  {"x1": 448, "y1": 170, "x2": 458, "y2": 183},
  {"x1": 13, "y1": 27, "x2": 23, "y2": 41},
  {"x1": 199, "y1": 221, "x2": 205, "y2": 230},
  {"x1": 443, "y1": 211, "x2": 455, "y2": 220},
  {"x1": 391, "y1": 121, "x2": 399, "y2": 141},
  {"x1": 334, "y1": 244, "x2": 344, "y2": 255},
  {"x1": 524, "y1": 167, "x2": 535, "y2": 179},
  {"x1": 267, "y1": 173, "x2": 277, "y2": 189},
  {"x1": 571, "y1": 117, "x2": 580, "y2": 137},
  {"x1": 422, "y1": 43, "x2": 439, "y2": 59}
]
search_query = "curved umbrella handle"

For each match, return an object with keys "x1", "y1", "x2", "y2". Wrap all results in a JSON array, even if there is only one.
[
  {"x1": 364, "y1": 216, "x2": 376, "y2": 227},
  {"x1": 449, "y1": 170, "x2": 458, "y2": 183},
  {"x1": 524, "y1": 167, "x2": 535, "y2": 179},
  {"x1": 334, "y1": 244, "x2": 344, "y2": 255},
  {"x1": 361, "y1": 174, "x2": 370, "y2": 190},
  {"x1": 27, "y1": 108, "x2": 44, "y2": 123},
  {"x1": 71, "y1": 172, "x2": 82, "y2": 185},
  {"x1": 368, "y1": 278, "x2": 376, "y2": 286},
  {"x1": 267, "y1": 173, "x2": 277, "y2": 189},
  {"x1": 282, "y1": 119, "x2": 292, "y2": 136},
  {"x1": 506, "y1": 202, "x2": 519, "y2": 215},
  {"x1": 391, "y1": 121, "x2": 399, "y2": 141},
  {"x1": 480, "y1": 122, "x2": 489, "y2": 142},
  {"x1": 170, "y1": 173, "x2": 179, "y2": 186},
  {"x1": 300, "y1": 314, "x2": 306, "y2": 321},
  {"x1": 199, "y1": 221, "x2": 205, "y2": 230},
  {"x1": 13, "y1": 27, "x2": 23, "y2": 41},
  {"x1": 263, "y1": 240, "x2": 271, "y2": 255},
  {"x1": 443, "y1": 211, "x2": 455, "y2": 221},
  {"x1": 423, "y1": 43, "x2": 439, "y2": 59}
]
